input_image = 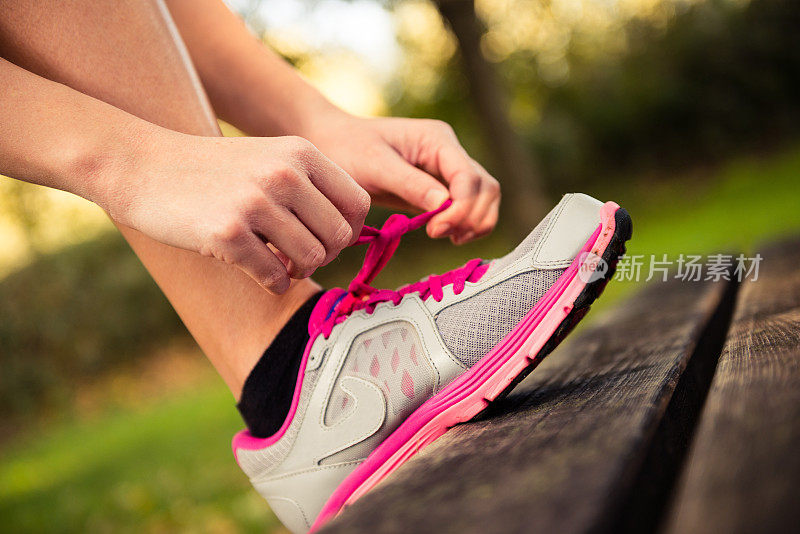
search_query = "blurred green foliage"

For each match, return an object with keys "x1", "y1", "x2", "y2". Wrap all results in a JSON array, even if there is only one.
[
  {"x1": 532, "y1": 0, "x2": 800, "y2": 187},
  {"x1": 0, "y1": 235, "x2": 185, "y2": 419},
  {"x1": 395, "y1": 0, "x2": 800, "y2": 190}
]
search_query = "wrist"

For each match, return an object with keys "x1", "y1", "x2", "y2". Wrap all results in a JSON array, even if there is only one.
[
  {"x1": 293, "y1": 104, "x2": 360, "y2": 144},
  {"x1": 244, "y1": 84, "x2": 350, "y2": 140},
  {"x1": 293, "y1": 98, "x2": 351, "y2": 139},
  {"x1": 74, "y1": 121, "x2": 173, "y2": 223}
]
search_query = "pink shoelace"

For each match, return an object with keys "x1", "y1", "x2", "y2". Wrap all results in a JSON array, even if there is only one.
[{"x1": 314, "y1": 200, "x2": 489, "y2": 339}]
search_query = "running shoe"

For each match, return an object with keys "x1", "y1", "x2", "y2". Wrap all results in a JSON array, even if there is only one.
[{"x1": 233, "y1": 193, "x2": 632, "y2": 533}]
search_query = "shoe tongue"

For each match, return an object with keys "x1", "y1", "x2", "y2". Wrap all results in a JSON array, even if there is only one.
[
  {"x1": 308, "y1": 288, "x2": 347, "y2": 336},
  {"x1": 485, "y1": 210, "x2": 553, "y2": 277}
]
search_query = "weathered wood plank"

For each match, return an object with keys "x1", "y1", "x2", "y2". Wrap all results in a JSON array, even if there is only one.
[
  {"x1": 666, "y1": 240, "x2": 800, "y2": 534},
  {"x1": 322, "y1": 276, "x2": 735, "y2": 534}
]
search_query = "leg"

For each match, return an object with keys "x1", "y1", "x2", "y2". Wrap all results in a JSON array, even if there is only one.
[{"x1": 0, "y1": 0, "x2": 319, "y2": 396}]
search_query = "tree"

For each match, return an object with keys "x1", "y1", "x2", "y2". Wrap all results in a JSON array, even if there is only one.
[{"x1": 434, "y1": 0, "x2": 548, "y2": 234}]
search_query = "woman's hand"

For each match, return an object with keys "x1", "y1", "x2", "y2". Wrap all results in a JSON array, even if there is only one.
[
  {"x1": 105, "y1": 132, "x2": 370, "y2": 294},
  {"x1": 304, "y1": 113, "x2": 501, "y2": 244},
  {"x1": 162, "y1": 0, "x2": 498, "y2": 243}
]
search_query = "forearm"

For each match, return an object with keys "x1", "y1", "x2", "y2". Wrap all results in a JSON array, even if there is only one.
[
  {"x1": 166, "y1": 0, "x2": 344, "y2": 138},
  {"x1": 0, "y1": 58, "x2": 166, "y2": 215}
]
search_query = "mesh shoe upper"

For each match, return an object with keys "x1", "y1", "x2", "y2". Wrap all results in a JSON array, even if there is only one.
[
  {"x1": 435, "y1": 210, "x2": 564, "y2": 366},
  {"x1": 435, "y1": 268, "x2": 564, "y2": 366}
]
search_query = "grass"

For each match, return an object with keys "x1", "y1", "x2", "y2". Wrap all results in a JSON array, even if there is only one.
[
  {"x1": 0, "y1": 369, "x2": 284, "y2": 534},
  {"x1": 1, "y1": 144, "x2": 799, "y2": 533}
]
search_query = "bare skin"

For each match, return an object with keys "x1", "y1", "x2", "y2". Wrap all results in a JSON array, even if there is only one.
[{"x1": 0, "y1": 0, "x2": 501, "y2": 397}]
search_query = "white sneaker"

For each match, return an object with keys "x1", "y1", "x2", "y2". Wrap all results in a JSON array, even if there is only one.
[{"x1": 233, "y1": 193, "x2": 632, "y2": 533}]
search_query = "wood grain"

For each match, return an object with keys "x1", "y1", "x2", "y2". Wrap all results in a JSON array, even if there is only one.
[
  {"x1": 666, "y1": 240, "x2": 800, "y2": 534},
  {"x1": 321, "y1": 277, "x2": 733, "y2": 534}
]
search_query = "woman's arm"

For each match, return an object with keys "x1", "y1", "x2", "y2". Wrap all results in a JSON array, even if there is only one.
[
  {"x1": 167, "y1": 0, "x2": 501, "y2": 244},
  {"x1": 0, "y1": 57, "x2": 145, "y2": 207},
  {"x1": 0, "y1": 57, "x2": 368, "y2": 292}
]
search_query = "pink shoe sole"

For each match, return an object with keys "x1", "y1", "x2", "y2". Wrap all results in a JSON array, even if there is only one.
[{"x1": 311, "y1": 202, "x2": 632, "y2": 531}]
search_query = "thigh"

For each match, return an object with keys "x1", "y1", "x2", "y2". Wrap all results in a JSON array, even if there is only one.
[{"x1": 0, "y1": 0, "x2": 218, "y2": 136}]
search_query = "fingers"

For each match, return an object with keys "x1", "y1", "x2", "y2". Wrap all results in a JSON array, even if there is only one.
[
  {"x1": 251, "y1": 206, "x2": 328, "y2": 279},
  {"x1": 344, "y1": 140, "x2": 484, "y2": 241},
  {"x1": 374, "y1": 146, "x2": 451, "y2": 214},
  {"x1": 243, "y1": 136, "x2": 372, "y2": 281},
  {"x1": 426, "y1": 143, "x2": 501, "y2": 243},
  {"x1": 224, "y1": 228, "x2": 291, "y2": 294},
  {"x1": 453, "y1": 159, "x2": 500, "y2": 242},
  {"x1": 188, "y1": 136, "x2": 371, "y2": 291},
  {"x1": 427, "y1": 166, "x2": 478, "y2": 240},
  {"x1": 290, "y1": 137, "x2": 371, "y2": 244},
  {"x1": 288, "y1": 184, "x2": 356, "y2": 266},
  {"x1": 262, "y1": 180, "x2": 355, "y2": 274},
  {"x1": 379, "y1": 147, "x2": 450, "y2": 215}
]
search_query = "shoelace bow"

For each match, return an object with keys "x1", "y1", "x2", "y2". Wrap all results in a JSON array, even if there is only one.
[{"x1": 319, "y1": 200, "x2": 489, "y2": 338}]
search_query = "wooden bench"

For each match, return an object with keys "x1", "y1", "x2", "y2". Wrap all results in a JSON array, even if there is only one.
[{"x1": 320, "y1": 239, "x2": 800, "y2": 534}]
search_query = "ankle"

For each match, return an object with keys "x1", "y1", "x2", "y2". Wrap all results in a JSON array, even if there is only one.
[
  {"x1": 237, "y1": 289, "x2": 325, "y2": 437},
  {"x1": 228, "y1": 280, "x2": 322, "y2": 397}
]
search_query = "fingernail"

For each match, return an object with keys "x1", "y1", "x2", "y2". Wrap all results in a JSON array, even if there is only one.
[
  {"x1": 433, "y1": 223, "x2": 451, "y2": 237},
  {"x1": 424, "y1": 188, "x2": 450, "y2": 211}
]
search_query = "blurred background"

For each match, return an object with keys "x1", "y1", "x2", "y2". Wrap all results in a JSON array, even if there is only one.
[{"x1": 1, "y1": 0, "x2": 799, "y2": 531}]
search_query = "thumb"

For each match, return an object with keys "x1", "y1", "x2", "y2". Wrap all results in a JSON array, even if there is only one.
[{"x1": 382, "y1": 152, "x2": 450, "y2": 212}]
